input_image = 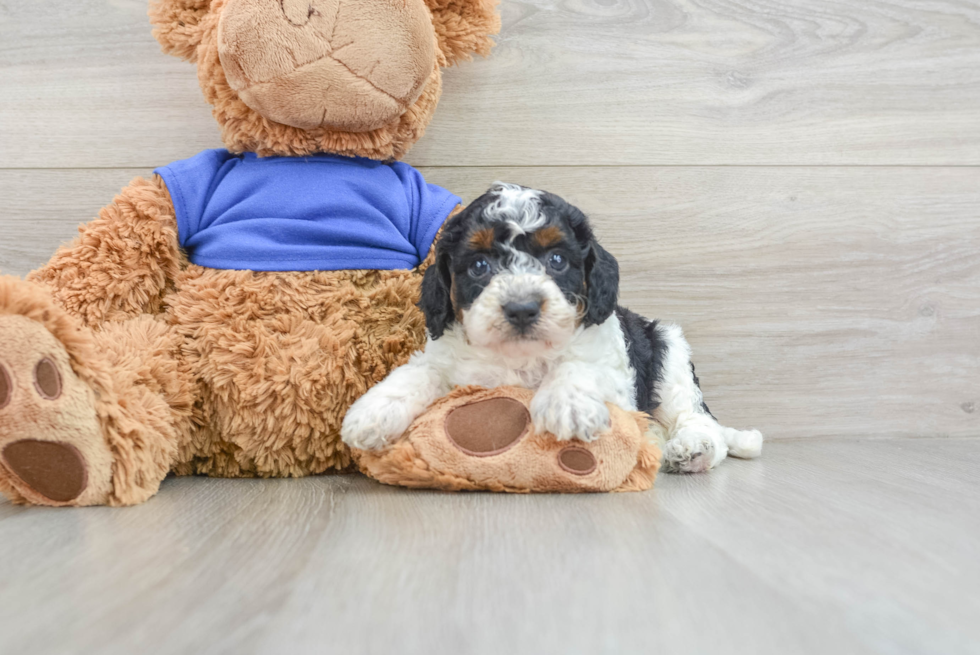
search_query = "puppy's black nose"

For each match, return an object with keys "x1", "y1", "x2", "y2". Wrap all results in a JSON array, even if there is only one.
[{"x1": 503, "y1": 300, "x2": 541, "y2": 329}]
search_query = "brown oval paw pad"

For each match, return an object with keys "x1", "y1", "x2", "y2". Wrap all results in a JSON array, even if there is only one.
[
  {"x1": 558, "y1": 447, "x2": 597, "y2": 475},
  {"x1": 1, "y1": 440, "x2": 88, "y2": 502},
  {"x1": 445, "y1": 397, "x2": 529, "y2": 456},
  {"x1": 34, "y1": 358, "x2": 62, "y2": 400},
  {"x1": 0, "y1": 363, "x2": 10, "y2": 409}
]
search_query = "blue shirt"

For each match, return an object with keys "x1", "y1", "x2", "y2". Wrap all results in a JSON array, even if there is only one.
[{"x1": 154, "y1": 149, "x2": 460, "y2": 271}]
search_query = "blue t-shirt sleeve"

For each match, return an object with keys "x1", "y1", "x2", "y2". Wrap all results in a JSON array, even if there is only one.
[
  {"x1": 154, "y1": 149, "x2": 236, "y2": 248},
  {"x1": 391, "y1": 162, "x2": 462, "y2": 259}
]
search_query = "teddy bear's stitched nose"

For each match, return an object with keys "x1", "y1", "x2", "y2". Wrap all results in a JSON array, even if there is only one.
[{"x1": 218, "y1": 0, "x2": 436, "y2": 132}]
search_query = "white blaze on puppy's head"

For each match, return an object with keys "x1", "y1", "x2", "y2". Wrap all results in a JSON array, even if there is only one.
[{"x1": 483, "y1": 182, "x2": 547, "y2": 238}]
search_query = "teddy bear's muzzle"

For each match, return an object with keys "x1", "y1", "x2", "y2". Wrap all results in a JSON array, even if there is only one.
[{"x1": 217, "y1": 0, "x2": 437, "y2": 132}]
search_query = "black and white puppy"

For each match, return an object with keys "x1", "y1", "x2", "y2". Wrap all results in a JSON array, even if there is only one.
[{"x1": 341, "y1": 183, "x2": 763, "y2": 472}]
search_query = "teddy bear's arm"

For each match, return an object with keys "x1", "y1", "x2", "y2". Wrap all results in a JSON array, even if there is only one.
[{"x1": 27, "y1": 175, "x2": 183, "y2": 328}]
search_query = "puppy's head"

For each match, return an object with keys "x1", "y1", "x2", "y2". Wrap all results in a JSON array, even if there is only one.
[{"x1": 419, "y1": 183, "x2": 619, "y2": 358}]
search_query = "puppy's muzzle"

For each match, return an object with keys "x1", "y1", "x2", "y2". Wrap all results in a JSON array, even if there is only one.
[{"x1": 502, "y1": 299, "x2": 542, "y2": 332}]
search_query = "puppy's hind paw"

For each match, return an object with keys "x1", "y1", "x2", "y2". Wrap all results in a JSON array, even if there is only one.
[
  {"x1": 663, "y1": 428, "x2": 727, "y2": 474},
  {"x1": 726, "y1": 428, "x2": 763, "y2": 459}
]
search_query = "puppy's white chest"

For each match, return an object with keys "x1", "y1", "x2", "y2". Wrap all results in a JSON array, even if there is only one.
[{"x1": 450, "y1": 357, "x2": 551, "y2": 390}]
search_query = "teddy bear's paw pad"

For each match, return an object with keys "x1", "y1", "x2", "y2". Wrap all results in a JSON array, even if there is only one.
[
  {"x1": 0, "y1": 315, "x2": 112, "y2": 506},
  {"x1": 557, "y1": 447, "x2": 597, "y2": 475},
  {"x1": 32, "y1": 358, "x2": 62, "y2": 399},
  {"x1": 445, "y1": 397, "x2": 530, "y2": 456},
  {"x1": 1, "y1": 440, "x2": 87, "y2": 503},
  {"x1": 0, "y1": 363, "x2": 11, "y2": 409}
]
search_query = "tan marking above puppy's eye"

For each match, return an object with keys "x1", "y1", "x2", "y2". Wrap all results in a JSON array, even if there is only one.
[
  {"x1": 532, "y1": 225, "x2": 564, "y2": 248},
  {"x1": 468, "y1": 228, "x2": 495, "y2": 251}
]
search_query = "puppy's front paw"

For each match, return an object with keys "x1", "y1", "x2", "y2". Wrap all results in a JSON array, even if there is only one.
[
  {"x1": 341, "y1": 395, "x2": 416, "y2": 451},
  {"x1": 530, "y1": 387, "x2": 611, "y2": 442}
]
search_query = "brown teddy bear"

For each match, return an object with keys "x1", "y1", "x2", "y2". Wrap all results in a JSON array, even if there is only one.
[{"x1": 0, "y1": 0, "x2": 659, "y2": 507}]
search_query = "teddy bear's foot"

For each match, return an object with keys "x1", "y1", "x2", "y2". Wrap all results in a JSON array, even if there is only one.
[
  {"x1": 354, "y1": 386, "x2": 662, "y2": 493},
  {"x1": 0, "y1": 285, "x2": 114, "y2": 506}
]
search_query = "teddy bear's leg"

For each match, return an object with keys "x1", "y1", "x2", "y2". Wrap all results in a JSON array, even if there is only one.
[
  {"x1": 26, "y1": 175, "x2": 182, "y2": 328},
  {"x1": 355, "y1": 386, "x2": 660, "y2": 493},
  {"x1": 0, "y1": 277, "x2": 192, "y2": 506}
]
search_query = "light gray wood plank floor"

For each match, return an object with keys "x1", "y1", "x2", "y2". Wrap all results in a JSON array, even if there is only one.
[{"x1": 1, "y1": 438, "x2": 978, "y2": 655}]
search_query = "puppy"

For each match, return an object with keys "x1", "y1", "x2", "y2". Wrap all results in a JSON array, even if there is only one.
[{"x1": 341, "y1": 183, "x2": 763, "y2": 473}]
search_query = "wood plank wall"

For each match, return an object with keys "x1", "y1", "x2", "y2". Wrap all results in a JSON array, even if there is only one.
[{"x1": 0, "y1": 0, "x2": 977, "y2": 440}]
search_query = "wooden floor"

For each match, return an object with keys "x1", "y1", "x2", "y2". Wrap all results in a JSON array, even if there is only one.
[
  {"x1": 1, "y1": 1, "x2": 978, "y2": 653},
  {"x1": 1, "y1": 438, "x2": 978, "y2": 655}
]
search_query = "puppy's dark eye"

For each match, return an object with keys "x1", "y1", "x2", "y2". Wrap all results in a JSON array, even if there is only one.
[
  {"x1": 547, "y1": 252, "x2": 568, "y2": 272},
  {"x1": 469, "y1": 257, "x2": 491, "y2": 278}
]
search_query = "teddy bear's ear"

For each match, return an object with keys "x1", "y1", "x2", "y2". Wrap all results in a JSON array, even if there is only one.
[
  {"x1": 425, "y1": 0, "x2": 502, "y2": 66},
  {"x1": 149, "y1": 0, "x2": 212, "y2": 62}
]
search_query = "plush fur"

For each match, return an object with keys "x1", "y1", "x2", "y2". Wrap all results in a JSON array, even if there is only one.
[
  {"x1": 217, "y1": 0, "x2": 439, "y2": 133},
  {"x1": 0, "y1": 0, "x2": 496, "y2": 506},
  {"x1": 151, "y1": 0, "x2": 500, "y2": 160},
  {"x1": 342, "y1": 185, "x2": 764, "y2": 474}
]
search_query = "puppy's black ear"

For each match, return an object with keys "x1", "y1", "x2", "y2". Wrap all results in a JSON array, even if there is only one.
[
  {"x1": 420, "y1": 201, "x2": 486, "y2": 337},
  {"x1": 583, "y1": 240, "x2": 619, "y2": 327},
  {"x1": 419, "y1": 248, "x2": 455, "y2": 339}
]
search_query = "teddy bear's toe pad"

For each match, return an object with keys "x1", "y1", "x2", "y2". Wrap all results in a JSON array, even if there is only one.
[
  {"x1": 1, "y1": 440, "x2": 87, "y2": 502},
  {"x1": 445, "y1": 397, "x2": 529, "y2": 456},
  {"x1": 558, "y1": 447, "x2": 597, "y2": 475},
  {"x1": 33, "y1": 358, "x2": 62, "y2": 399},
  {"x1": 0, "y1": 363, "x2": 10, "y2": 409}
]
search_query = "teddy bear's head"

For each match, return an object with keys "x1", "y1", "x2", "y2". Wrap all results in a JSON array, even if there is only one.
[{"x1": 150, "y1": 0, "x2": 499, "y2": 160}]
